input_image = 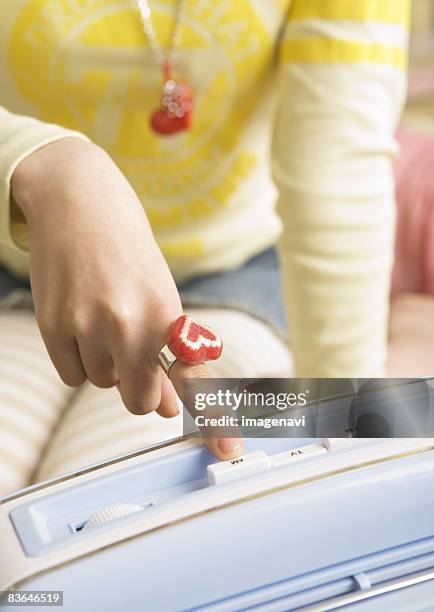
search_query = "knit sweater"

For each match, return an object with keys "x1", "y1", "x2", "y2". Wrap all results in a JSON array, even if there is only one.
[{"x1": 0, "y1": 0, "x2": 410, "y2": 375}]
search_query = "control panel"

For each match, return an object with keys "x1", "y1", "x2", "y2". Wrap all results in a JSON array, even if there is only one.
[{"x1": 9, "y1": 437, "x2": 433, "y2": 557}]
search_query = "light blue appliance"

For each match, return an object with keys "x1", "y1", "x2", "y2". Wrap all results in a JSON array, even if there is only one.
[
  {"x1": 2, "y1": 379, "x2": 434, "y2": 610},
  {"x1": 1, "y1": 431, "x2": 434, "y2": 611}
]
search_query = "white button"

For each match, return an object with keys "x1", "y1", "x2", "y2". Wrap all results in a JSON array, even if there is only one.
[
  {"x1": 322, "y1": 438, "x2": 372, "y2": 452},
  {"x1": 323, "y1": 437, "x2": 434, "y2": 455},
  {"x1": 271, "y1": 444, "x2": 327, "y2": 468},
  {"x1": 207, "y1": 451, "x2": 271, "y2": 485}
]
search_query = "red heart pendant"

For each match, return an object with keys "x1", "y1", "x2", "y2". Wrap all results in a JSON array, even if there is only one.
[
  {"x1": 168, "y1": 315, "x2": 223, "y2": 364},
  {"x1": 150, "y1": 108, "x2": 192, "y2": 135},
  {"x1": 150, "y1": 79, "x2": 193, "y2": 136}
]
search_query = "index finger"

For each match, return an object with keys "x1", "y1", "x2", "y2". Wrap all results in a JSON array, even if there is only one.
[{"x1": 169, "y1": 361, "x2": 244, "y2": 461}]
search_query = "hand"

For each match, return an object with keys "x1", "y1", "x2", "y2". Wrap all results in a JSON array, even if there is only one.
[{"x1": 11, "y1": 137, "x2": 243, "y2": 460}]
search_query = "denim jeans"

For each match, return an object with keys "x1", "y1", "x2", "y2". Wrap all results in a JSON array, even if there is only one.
[{"x1": 178, "y1": 248, "x2": 287, "y2": 337}]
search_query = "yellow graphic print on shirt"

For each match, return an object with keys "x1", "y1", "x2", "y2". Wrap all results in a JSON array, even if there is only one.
[{"x1": 10, "y1": 0, "x2": 276, "y2": 240}]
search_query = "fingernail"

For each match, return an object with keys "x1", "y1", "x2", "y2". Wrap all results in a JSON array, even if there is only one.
[{"x1": 218, "y1": 438, "x2": 242, "y2": 456}]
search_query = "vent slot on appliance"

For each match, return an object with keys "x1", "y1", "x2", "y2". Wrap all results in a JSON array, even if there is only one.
[{"x1": 190, "y1": 537, "x2": 434, "y2": 611}]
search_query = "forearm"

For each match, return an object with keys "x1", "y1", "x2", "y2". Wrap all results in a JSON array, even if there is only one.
[
  {"x1": 277, "y1": 183, "x2": 395, "y2": 377},
  {"x1": 273, "y1": 0, "x2": 409, "y2": 377}
]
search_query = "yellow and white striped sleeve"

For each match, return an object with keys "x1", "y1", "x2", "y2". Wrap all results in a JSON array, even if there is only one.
[
  {"x1": 0, "y1": 107, "x2": 89, "y2": 276},
  {"x1": 272, "y1": 0, "x2": 410, "y2": 377}
]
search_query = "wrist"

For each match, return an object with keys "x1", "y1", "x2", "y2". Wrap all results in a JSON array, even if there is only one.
[{"x1": 11, "y1": 137, "x2": 101, "y2": 222}]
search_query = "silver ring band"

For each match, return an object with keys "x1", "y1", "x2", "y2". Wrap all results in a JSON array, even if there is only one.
[{"x1": 158, "y1": 344, "x2": 178, "y2": 377}]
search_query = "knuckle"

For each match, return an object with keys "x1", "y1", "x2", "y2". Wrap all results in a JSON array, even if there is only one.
[
  {"x1": 58, "y1": 368, "x2": 86, "y2": 388},
  {"x1": 156, "y1": 300, "x2": 181, "y2": 326},
  {"x1": 146, "y1": 284, "x2": 169, "y2": 307},
  {"x1": 87, "y1": 369, "x2": 118, "y2": 389},
  {"x1": 69, "y1": 309, "x2": 92, "y2": 337},
  {"x1": 124, "y1": 389, "x2": 161, "y2": 415},
  {"x1": 100, "y1": 299, "x2": 138, "y2": 335},
  {"x1": 145, "y1": 287, "x2": 180, "y2": 323}
]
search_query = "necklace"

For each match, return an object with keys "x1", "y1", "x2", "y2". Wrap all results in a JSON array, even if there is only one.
[{"x1": 137, "y1": 0, "x2": 193, "y2": 136}]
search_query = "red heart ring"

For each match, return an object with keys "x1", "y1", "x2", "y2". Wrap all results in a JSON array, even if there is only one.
[{"x1": 166, "y1": 315, "x2": 223, "y2": 365}]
